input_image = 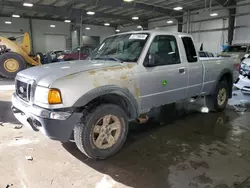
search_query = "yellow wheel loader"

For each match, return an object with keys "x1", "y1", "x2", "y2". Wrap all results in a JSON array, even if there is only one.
[{"x1": 0, "y1": 32, "x2": 43, "y2": 78}]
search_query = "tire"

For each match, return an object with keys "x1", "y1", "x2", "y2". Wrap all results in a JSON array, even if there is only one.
[
  {"x1": 206, "y1": 81, "x2": 229, "y2": 112},
  {"x1": 74, "y1": 104, "x2": 129, "y2": 159},
  {"x1": 0, "y1": 52, "x2": 26, "y2": 78}
]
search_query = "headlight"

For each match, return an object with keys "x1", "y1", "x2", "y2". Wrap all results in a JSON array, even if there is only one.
[
  {"x1": 34, "y1": 86, "x2": 49, "y2": 104},
  {"x1": 241, "y1": 63, "x2": 250, "y2": 71},
  {"x1": 34, "y1": 86, "x2": 62, "y2": 104}
]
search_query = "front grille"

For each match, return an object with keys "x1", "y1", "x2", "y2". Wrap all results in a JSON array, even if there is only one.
[{"x1": 16, "y1": 79, "x2": 31, "y2": 102}]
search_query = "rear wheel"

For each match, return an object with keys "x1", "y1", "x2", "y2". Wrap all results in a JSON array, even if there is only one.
[
  {"x1": 206, "y1": 81, "x2": 229, "y2": 112},
  {"x1": 74, "y1": 104, "x2": 128, "y2": 159},
  {"x1": 0, "y1": 52, "x2": 26, "y2": 78}
]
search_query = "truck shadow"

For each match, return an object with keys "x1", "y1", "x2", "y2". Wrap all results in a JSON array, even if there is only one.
[
  {"x1": 0, "y1": 100, "x2": 19, "y2": 125},
  {"x1": 62, "y1": 103, "x2": 239, "y2": 188}
]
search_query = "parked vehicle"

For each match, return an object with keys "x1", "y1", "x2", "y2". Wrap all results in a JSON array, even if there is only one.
[
  {"x1": 43, "y1": 50, "x2": 70, "y2": 63},
  {"x1": 219, "y1": 44, "x2": 250, "y2": 62},
  {"x1": 57, "y1": 46, "x2": 95, "y2": 61},
  {"x1": 0, "y1": 32, "x2": 43, "y2": 78},
  {"x1": 240, "y1": 55, "x2": 250, "y2": 76},
  {"x1": 199, "y1": 51, "x2": 214, "y2": 58},
  {"x1": 234, "y1": 54, "x2": 250, "y2": 93},
  {"x1": 12, "y1": 31, "x2": 239, "y2": 159}
]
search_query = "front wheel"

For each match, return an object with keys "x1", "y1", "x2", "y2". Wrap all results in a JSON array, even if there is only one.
[
  {"x1": 74, "y1": 104, "x2": 128, "y2": 159},
  {"x1": 206, "y1": 81, "x2": 229, "y2": 112}
]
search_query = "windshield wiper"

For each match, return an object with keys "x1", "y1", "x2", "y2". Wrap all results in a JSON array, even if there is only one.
[{"x1": 91, "y1": 55, "x2": 123, "y2": 63}]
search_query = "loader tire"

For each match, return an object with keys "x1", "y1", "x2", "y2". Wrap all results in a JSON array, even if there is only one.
[{"x1": 0, "y1": 52, "x2": 26, "y2": 78}]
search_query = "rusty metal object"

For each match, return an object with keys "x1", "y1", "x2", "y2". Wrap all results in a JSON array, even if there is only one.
[{"x1": 136, "y1": 114, "x2": 149, "y2": 124}]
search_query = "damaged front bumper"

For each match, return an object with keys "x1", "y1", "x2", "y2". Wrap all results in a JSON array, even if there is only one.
[
  {"x1": 12, "y1": 93, "x2": 82, "y2": 142},
  {"x1": 234, "y1": 75, "x2": 250, "y2": 94}
]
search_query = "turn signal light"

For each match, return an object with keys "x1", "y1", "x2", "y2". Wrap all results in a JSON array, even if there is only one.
[{"x1": 48, "y1": 89, "x2": 62, "y2": 104}]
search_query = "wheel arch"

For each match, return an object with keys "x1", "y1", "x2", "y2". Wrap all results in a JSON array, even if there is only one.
[{"x1": 73, "y1": 85, "x2": 139, "y2": 120}]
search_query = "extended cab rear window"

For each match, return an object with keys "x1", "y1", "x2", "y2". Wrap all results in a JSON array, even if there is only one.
[{"x1": 182, "y1": 37, "x2": 198, "y2": 63}]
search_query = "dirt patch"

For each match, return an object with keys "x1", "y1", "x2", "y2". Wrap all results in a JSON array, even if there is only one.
[
  {"x1": 189, "y1": 160, "x2": 209, "y2": 170},
  {"x1": 214, "y1": 184, "x2": 230, "y2": 188},
  {"x1": 193, "y1": 173, "x2": 213, "y2": 184}
]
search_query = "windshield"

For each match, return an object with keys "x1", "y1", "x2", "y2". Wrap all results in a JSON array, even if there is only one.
[
  {"x1": 223, "y1": 45, "x2": 247, "y2": 53},
  {"x1": 89, "y1": 33, "x2": 149, "y2": 62}
]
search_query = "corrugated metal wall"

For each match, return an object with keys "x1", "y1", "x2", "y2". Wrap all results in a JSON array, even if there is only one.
[
  {"x1": 147, "y1": 9, "x2": 230, "y2": 54},
  {"x1": 234, "y1": 1, "x2": 250, "y2": 44}
]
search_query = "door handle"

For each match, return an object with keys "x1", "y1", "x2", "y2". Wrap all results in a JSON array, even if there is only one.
[{"x1": 179, "y1": 67, "x2": 185, "y2": 74}]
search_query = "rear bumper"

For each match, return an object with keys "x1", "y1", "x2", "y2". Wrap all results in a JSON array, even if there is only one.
[{"x1": 12, "y1": 93, "x2": 82, "y2": 142}]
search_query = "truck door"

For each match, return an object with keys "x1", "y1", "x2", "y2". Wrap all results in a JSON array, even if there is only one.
[
  {"x1": 140, "y1": 35, "x2": 189, "y2": 111},
  {"x1": 182, "y1": 37, "x2": 203, "y2": 97}
]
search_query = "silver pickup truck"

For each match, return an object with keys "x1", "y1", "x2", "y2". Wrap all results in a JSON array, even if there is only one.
[{"x1": 12, "y1": 31, "x2": 238, "y2": 159}]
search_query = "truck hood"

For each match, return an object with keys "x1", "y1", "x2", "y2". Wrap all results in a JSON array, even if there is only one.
[{"x1": 17, "y1": 60, "x2": 123, "y2": 87}]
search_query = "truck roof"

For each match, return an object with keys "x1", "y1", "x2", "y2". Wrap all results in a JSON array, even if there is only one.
[{"x1": 110, "y1": 30, "x2": 193, "y2": 38}]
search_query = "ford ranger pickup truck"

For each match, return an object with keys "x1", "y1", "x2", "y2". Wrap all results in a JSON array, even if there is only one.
[{"x1": 12, "y1": 31, "x2": 239, "y2": 159}]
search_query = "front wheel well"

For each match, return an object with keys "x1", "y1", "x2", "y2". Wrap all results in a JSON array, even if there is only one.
[
  {"x1": 220, "y1": 73, "x2": 233, "y2": 98},
  {"x1": 78, "y1": 94, "x2": 138, "y2": 120}
]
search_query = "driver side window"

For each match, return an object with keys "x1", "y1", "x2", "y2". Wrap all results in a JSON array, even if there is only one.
[{"x1": 147, "y1": 35, "x2": 181, "y2": 66}]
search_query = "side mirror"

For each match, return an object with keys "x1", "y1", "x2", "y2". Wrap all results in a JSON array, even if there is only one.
[{"x1": 145, "y1": 54, "x2": 158, "y2": 67}]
